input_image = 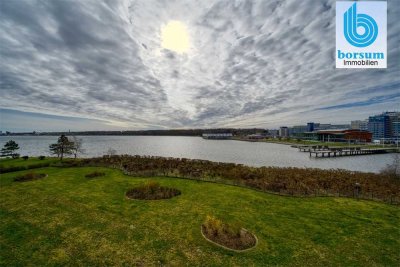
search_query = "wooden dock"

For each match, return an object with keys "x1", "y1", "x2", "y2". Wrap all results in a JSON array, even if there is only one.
[{"x1": 297, "y1": 145, "x2": 398, "y2": 158}]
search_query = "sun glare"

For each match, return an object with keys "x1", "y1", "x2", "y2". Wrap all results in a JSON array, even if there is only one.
[{"x1": 161, "y1": 21, "x2": 190, "y2": 54}]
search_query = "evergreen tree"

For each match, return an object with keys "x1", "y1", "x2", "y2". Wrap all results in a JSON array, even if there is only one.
[
  {"x1": 1, "y1": 140, "x2": 20, "y2": 158},
  {"x1": 49, "y1": 143, "x2": 61, "y2": 158},
  {"x1": 49, "y1": 135, "x2": 74, "y2": 160}
]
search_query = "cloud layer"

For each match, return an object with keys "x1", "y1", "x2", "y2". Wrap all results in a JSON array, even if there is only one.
[{"x1": 0, "y1": 0, "x2": 399, "y2": 130}]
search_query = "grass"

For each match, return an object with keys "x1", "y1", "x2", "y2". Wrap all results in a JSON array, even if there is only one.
[{"x1": 0, "y1": 158, "x2": 399, "y2": 266}]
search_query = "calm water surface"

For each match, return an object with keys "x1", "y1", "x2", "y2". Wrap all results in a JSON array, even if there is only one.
[{"x1": 0, "y1": 136, "x2": 393, "y2": 173}]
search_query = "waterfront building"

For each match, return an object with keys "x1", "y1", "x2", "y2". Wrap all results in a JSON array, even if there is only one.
[
  {"x1": 267, "y1": 129, "x2": 279, "y2": 137},
  {"x1": 351, "y1": 120, "x2": 368, "y2": 130},
  {"x1": 392, "y1": 118, "x2": 400, "y2": 139},
  {"x1": 317, "y1": 129, "x2": 372, "y2": 143},
  {"x1": 315, "y1": 124, "x2": 330, "y2": 130},
  {"x1": 314, "y1": 124, "x2": 351, "y2": 131},
  {"x1": 368, "y1": 112, "x2": 399, "y2": 140},
  {"x1": 202, "y1": 133, "x2": 233, "y2": 139},
  {"x1": 292, "y1": 125, "x2": 308, "y2": 135},
  {"x1": 307, "y1": 122, "x2": 315, "y2": 132},
  {"x1": 279, "y1": 127, "x2": 289, "y2": 137},
  {"x1": 388, "y1": 112, "x2": 400, "y2": 140}
]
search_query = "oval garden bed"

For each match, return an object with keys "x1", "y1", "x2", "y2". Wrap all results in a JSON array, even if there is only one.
[
  {"x1": 85, "y1": 171, "x2": 105, "y2": 178},
  {"x1": 126, "y1": 181, "x2": 181, "y2": 200},
  {"x1": 201, "y1": 215, "x2": 257, "y2": 251},
  {"x1": 14, "y1": 172, "x2": 47, "y2": 182}
]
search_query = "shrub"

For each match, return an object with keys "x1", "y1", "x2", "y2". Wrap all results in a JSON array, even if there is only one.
[
  {"x1": 85, "y1": 171, "x2": 105, "y2": 178},
  {"x1": 38, "y1": 156, "x2": 46, "y2": 160},
  {"x1": 144, "y1": 181, "x2": 160, "y2": 193},
  {"x1": 27, "y1": 162, "x2": 50, "y2": 169},
  {"x1": 52, "y1": 160, "x2": 81, "y2": 168},
  {"x1": 202, "y1": 215, "x2": 256, "y2": 250},
  {"x1": 204, "y1": 215, "x2": 224, "y2": 236},
  {"x1": 380, "y1": 154, "x2": 400, "y2": 180},
  {"x1": 14, "y1": 172, "x2": 46, "y2": 182},
  {"x1": 0, "y1": 165, "x2": 27, "y2": 174},
  {"x1": 22, "y1": 156, "x2": 29, "y2": 160},
  {"x1": 204, "y1": 215, "x2": 242, "y2": 238}
]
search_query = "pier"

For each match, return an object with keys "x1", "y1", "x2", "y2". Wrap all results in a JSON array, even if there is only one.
[{"x1": 297, "y1": 145, "x2": 398, "y2": 158}]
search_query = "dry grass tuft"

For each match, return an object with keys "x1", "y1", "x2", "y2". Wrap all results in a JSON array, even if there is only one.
[{"x1": 202, "y1": 215, "x2": 256, "y2": 250}]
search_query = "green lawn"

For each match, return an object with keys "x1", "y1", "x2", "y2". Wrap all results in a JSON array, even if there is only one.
[{"x1": 0, "y1": 159, "x2": 399, "y2": 266}]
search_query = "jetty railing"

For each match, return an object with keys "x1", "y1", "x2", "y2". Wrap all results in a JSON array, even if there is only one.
[{"x1": 297, "y1": 145, "x2": 398, "y2": 158}]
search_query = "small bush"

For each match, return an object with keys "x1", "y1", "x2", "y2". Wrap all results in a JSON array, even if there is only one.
[
  {"x1": 380, "y1": 154, "x2": 400, "y2": 180},
  {"x1": 38, "y1": 156, "x2": 46, "y2": 160},
  {"x1": 22, "y1": 156, "x2": 29, "y2": 160},
  {"x1": 204, "y1": 215, "x2": 241, "y2": 237},
  {"x1": 52, "y1": 160, "x2": 81, "y2": 168},
  {"x1": 85, "y1": 171, "x2": 105, "y2": 178},
  {"x1": 202, "y1": 215, "x2": 256, "y2": 250},
  {"x1": 14, "y1": 172, "x2": 46, "y2": 182},
  {"x1": 0, "y1": 165, "x2": 27, "y2": 174},
  {"x1": 27, "y1": 162, "x2": 50, "y2": 169}
]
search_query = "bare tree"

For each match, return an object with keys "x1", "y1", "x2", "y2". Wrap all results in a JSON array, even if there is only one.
[
  {"x1": 381, "y1": 154, "x2": 400, "y2": 179},
  {"x1": 71, "y1": 136, "x2": 85, "y2": 159},
  {"x1": 106, "y1": 148, "x2": 117, "y2": 156}
]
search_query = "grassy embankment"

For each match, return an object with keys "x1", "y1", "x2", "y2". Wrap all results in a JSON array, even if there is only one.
[
  {"x1": 89, "y1": 155, "x2": 400, "y2": 204},
  {"x1": 0, "y1": 158, "x2": 399, "y2": 266}
]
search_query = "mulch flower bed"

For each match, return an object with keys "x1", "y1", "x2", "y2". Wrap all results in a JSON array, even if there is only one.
[
  {"x1": 85, "y1": 171, "x2": 105, "y2": 178},
  {"x1": 14, "y1": 172, "x2": 47, "y2": 182},
  {"x1": 126, "y1": 181, "x2": 181, "y2": 200}
]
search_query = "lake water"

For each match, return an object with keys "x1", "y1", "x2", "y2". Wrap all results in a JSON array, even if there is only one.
[{"x1": 0, "y1": 136, "x2": 394, "y2": 173}]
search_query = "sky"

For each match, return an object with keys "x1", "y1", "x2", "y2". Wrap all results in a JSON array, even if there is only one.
[{"x1": 0, "y1": 0, "x2": 399, "y2": 132}]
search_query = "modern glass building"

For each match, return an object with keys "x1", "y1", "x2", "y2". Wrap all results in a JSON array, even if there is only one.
[{"x1": 368, "y1": 112, "x2": 400, "y2": 140}]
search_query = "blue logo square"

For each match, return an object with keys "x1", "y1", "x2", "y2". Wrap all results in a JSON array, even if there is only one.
[{"x1": 336, "y1": 1, "x2": 387, "y2": 68}]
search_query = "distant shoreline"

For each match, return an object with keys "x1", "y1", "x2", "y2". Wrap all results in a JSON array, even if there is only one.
[{"x1": 0, "y1": 128, "x2": 266, "y2": 137}]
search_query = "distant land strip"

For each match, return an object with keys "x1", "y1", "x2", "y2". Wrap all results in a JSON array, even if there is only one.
[{"x1": 1, "y1": 128, "x2": 267, "y2": 136}]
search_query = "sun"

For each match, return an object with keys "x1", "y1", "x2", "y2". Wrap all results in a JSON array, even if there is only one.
[{"x1": 161, "y1": 21, "x2": 190, "y2": 54}]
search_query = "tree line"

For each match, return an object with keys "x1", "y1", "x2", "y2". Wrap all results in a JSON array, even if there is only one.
[{"x1": 6, "y1": 128, "x2": 268, "y2": 137}]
